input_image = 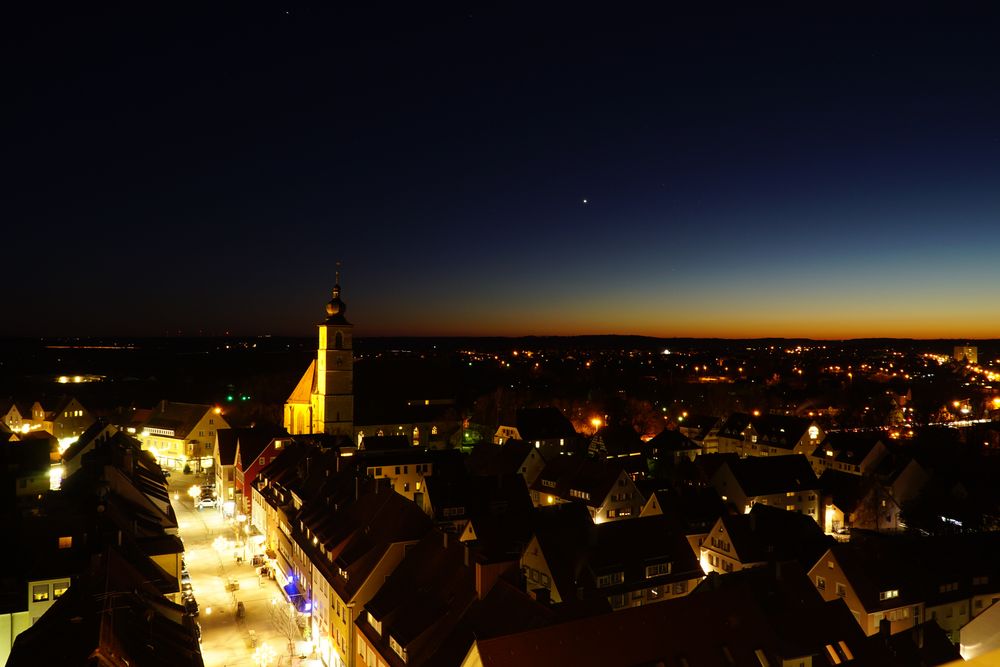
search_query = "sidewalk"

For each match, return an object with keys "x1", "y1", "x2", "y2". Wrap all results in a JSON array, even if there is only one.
[{"x1": 170, "y1": 473, "x2": 323, "y2": 667}]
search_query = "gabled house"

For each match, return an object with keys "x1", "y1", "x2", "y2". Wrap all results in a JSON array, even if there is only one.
[
  {"x1": 809, "y1": 541, "x2": 925, "y2": 637},
  {"x1": 462, "y1": 560, "x2": 896, "y2": 667},
  {"x1": 809, "y1": 534, "x2": 1000, "y2": 640},
  {"x1": 466, "y1": 438, "x2": 546, "y2": 486},
  {"x1": 60, "y1": 419, "x2": 118, "y2": 478},
  {"x1": 300, "y1": 489, "x2": 433, "y2": 667},
  {"x1": 29, "y1": 396, "x2": 95, "y2": 443},
  {"x1": 359, "y1": 447, "x2": 464, "y2": 504},
  {"x1": 677, "y1": 414, "x2": 722, "y2": 454},
  {"x1": 6, "y1": 547, "x2": 202, "y2": 667},
  {"x1": 420, "y1": 472, "x2": 533, "y2": 535},
  {"x1": 213, "y1": 427, "x2": 239, "y2": 505},
  {"x1": 639, "y1": 485, "x2": 726, "y2": 560},
  {"x1": 818, "y1": 468, "x2": 866, "y2": 535},
  {"x1": 0, "y1": 401, "x2": 28, "y2": 434},
  {"x1": 587, "y1": 424, "x2": 649, "y2": 480},
  {"x1": 530, "y1": 457, "x2": 644, "y2": 522},
  {"x1": 809, "y1": 432, "x2": 890, "y2": 477},
  {"x1": 647, "y1": 428, "x2": 701, "y2": 468},
  {"x1": 495, "y1": 407, "x2": 578, "y2": 458},
  {"x1": 717, "y1": 412, "x2": 823, "y2": 458},
  {"x1": 0, "y1": 432, "x2": 57, "y2": 496},
  {"x1": 710, "y1": 454, "x2": 822, "y2": 523},
  {"x1": 138, "y1": 400, "x2": 229, "y2": 472},
  {"x1": 358, "y1": 560, "x2": 554, "y2": 667},
  {"x1": 356, "y1": 530, "x2": 477, "y2": 667},
  {"x1": 699, "y1": 504, "x2": 832, "y2": 575},
  {"x1": 233, "y1": 425, "x2": 290, "y2": 515},
  {"x1": 520, "y1": 506, "x2": 703, "y2": 610}
]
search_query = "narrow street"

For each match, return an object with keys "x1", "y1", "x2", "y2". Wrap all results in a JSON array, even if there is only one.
[{"x1": 169, "y1": 472, "x2": 321, "y2": 667}]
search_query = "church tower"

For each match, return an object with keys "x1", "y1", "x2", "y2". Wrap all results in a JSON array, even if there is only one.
[{"x1": 284, "y1": 275, "x2": 354, "y2": 437}]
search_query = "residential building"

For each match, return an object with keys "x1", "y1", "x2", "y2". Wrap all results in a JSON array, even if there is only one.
[
  {"x1": 699, "y1": 504, "x2": 832, "y2": 575},
  {"x1": 28, "y1": 396, "x2": 95, "y2": 445},
  {"x1": 520, "y1": 505, "x2": 703, "y2": 609},
  {"x1": 809, "y1": 432, "x2": 890, "y2": 477},
  {"x1": 808, "y1": 534, "x2": 1000, "y2": 639},
  {"x1": 466, "y1": 438, "x2": 546, "y2": 487},
  {"x1": 710, "y1": 454, "x2": 822, "y2": 522},
  {"x1": 138, "y1": 400, "x2": 228, "y2": 471},
  {"x1": 494, "y1": 407, "x2": 578, "y2": 459},
  {"x1": 530, "y1": 457, "x2": 645, "y2": 522},
  {"x1": 717, "y1": 412, "x2": 823, "y2": 458},
  {"x1": 676, "y1": 414, "x2": 721, "y2": 454}
]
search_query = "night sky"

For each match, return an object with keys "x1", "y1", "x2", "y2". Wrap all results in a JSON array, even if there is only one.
[{"x1": 6, "y1": 3, "x2": 1000, "y2": 339}]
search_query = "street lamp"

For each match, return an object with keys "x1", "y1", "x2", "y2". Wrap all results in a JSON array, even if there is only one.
[{"x1": 188, "y1": 485, "x2": 200, "y2": 507}]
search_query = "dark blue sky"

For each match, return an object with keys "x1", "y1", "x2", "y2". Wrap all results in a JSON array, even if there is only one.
[{"x1": 6, "y1": 3, "x2": 1000, "y2": 338}]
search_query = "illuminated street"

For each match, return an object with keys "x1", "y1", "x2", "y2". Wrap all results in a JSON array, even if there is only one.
[{"x1": 170, "y1": 473, "x2": 320, "y2": 667}]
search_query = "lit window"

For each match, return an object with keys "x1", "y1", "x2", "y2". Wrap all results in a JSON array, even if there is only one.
[
  {"x1": 32, "y1": 585, "x2": 49, "y2": 602},
  {"x1": 879, "y1": 589, "x2": 899, "y2": 600},
  {"x1": 58, "y1": 536, "x2": 72, "y2": 549},
  {"x1": 53, "y1": 583, "x2": 69, "y2": 599},
  {"x1": 645, "y1": 562, "x2": 672, "y2": 578}
]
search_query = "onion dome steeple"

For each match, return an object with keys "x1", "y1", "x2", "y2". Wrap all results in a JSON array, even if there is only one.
[{"x1": 323, "y1": 266, "x2": 351, "y2": 325}]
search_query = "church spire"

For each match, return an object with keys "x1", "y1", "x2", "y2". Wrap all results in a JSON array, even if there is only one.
[{"x1": 324, "y1": 262, "x2": 350, "y2": 324}]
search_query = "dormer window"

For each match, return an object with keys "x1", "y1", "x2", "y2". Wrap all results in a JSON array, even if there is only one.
[
  {"x1": 390, "y1": 636, "x2": 407, "y2": 662},
  {"x1": 596, "y1": 571, "x2": 624, "y2": 588},
  {"x1": 645, "y1": 562, "x2": 672, "y2": 578},
  {"x1": 879, "y1": 589, "x2": 899, "y2": 600},
  {"x1": 368, "y1": 612, "x2": 381, "y2": 636}
]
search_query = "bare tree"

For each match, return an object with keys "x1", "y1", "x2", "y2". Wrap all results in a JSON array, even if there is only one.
[{"x1": 269, "y1": 600, "x2": 302, "y2": 665}]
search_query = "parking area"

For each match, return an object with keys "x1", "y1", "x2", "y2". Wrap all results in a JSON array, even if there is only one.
[{"x1": 169, "y1": 472, "x2": 321, "y2": 666}]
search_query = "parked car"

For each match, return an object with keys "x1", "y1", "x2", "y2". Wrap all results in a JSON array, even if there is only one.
[
  {"x1": 195, "y1": 497, "x2": 217, "y2": 509},
  {"x1": 184, "y1": 596, "x2": 199, "y2": 616},
  {"x1": 182, "y1": 581, "x2": 193, "y2": 597},
  {"x1": 161, "y1": 468, "x2": 171, "y2": 478}
]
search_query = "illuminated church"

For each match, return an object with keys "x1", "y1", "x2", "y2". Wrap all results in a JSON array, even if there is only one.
[{"x1": 283, "y1": 278, "x2": 354, "y2": 436}]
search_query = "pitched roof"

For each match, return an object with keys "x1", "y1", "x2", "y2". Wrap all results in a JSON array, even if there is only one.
[
  {"x1": 693, "y1": 562, "x2": 898, "y2": 666},
  {"x1": 514, "y1": 407, "x2": 577, "y2": 440},
  {"x1": 647, "y1": 428, "x2": 700, "y2": 454},
  {"x1": 466, "y1": 439, "x2": 537, "y2": 477},
  {"x1": 287, "y1": 359, "x2": 316, "y2": 403},
  {"x1": 473, "y1": 584, "x2": 782, "y2": 667},
  {"x1": 423, "y1": 472, "x2": 533, "y2": 525},
  {"x1": 723, "y1": 454, "x2": 820, "y2": 496},
  {"x1": 143, "y1": 401, "x2": 214, "y2": 439},
  {"x1": 531, "y1": 457, "x2": 633, "y2": 506},
  {"x1": 7, "y1": 547, "x2": 202, "y2": 667},
  {"x1": 362, "y1": 530, "x2": 477, "y2": 664},
  {"x1": 216, "y1": 428, "x2": 240, "y2": 466},
  {"x1": 235, "y1": 425, "x2": 289, "y2": 468},
  {"x1": 678, "y1": 414, "x2": 722, "y2": 440},
  {"x1": 718, "y1": 504, "x2": 832, "y2": 567},
  {"x1": 306, "y1": 488, "x2": 434, "y2": 600}
]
